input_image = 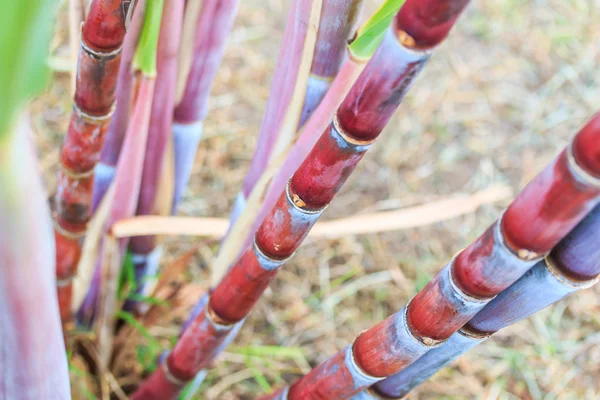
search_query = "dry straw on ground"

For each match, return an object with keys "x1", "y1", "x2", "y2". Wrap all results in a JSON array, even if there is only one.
[{"x1": 36, "y1": 0, "x2": 600, "y2": 398}]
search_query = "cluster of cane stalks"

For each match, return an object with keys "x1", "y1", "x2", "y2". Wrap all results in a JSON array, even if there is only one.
[{"x1": 1, "y1": 0, "x2": 599, "y2": 399}]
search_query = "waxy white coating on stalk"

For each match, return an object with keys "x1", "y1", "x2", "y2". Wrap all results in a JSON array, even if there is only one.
[
  {"x1": 566, "y1": 142, "x2": 600, "y2": 189},
  {"x1": 92, "y1": 162, "x2": 116, "y2": 209},
  {"x1": 359, "y1": 330, "x2": 485, "y2": 400},
  {"x1": 131, "y1": 246, "x2": 163, "y2": 313},
  {"x1": 345, "y1": 345, "x2": 385, "y2": 388},
  {"x1": 172, "y1": 121, "x2": 204, "y2": 212},
  {"x1": 299, "y1": 75, "x2": 332, "y2": 127},
  {"x1": 0, "y1": 123, "x2": 71, "y2": 399},
  {"x1": 253, "y1": 239, "x2": 293, "y2": 271},
  {"x1": 368, "y1": 253, "x2": 600, "y2": 398}
]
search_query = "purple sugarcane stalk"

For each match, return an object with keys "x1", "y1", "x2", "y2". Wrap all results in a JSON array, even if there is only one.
[
  {"x1": 362, "y1": 204, "x2": 600, "y2": 400},
  {"x1": 237, "y1": 0, "x2": 313, "y2": 205},
  {"x1": 299, "y1": 0, "x2": 363, "y2": 127},
  {"x1": 171, "y1": 0, "x2": 239, "y2": 212},
  {"x1": 127, "y1": 0, "x2": 185, "y2": 311}
]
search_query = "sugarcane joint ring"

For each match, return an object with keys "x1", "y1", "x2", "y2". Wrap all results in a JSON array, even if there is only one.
[
  {"x1": 59, "y1": 161, "x2": 95, "y2": 180},
  {"x1": 161, "y1": 359, "x2": 188, "y2": 387},
  {"x1": 346, "y1": 344, "x2": 385, "y2": 384},
  {"x1": 458, "y1": 324, "x2": 493, "y2": 340},
  {"x1": 53, "y1": 216, "x2": 86, "y2": 240},
  {"x1": 308, "y1": 73, "x2": 335, "y2": 83},
  {"x1": 403, "y1": 302, "x2": 446, "y2": 348},
  {"x1": 80, "y1": 26, "x2": 123, "y2": 60},
  {"x1": 495, "y1": 213, "x2": 545, "y2": 262},
  {"x1": 56, "y1": 275, "x2": 75, "y2": 288},
  {"x1": 544, "y1": 254, "x2": 600, "y2": 289},
  {"x1": 253, "y1": 238, "x2": 295, "y2": 271},
  {"x1": 333, "y1": 113, "x2": 377, "y2": 151},
  {"x1": 285, "y1": 181, "x2": 328, "y2": 215},
  {"x1": 73, "y1": 102, "x2": 117, "y2": 123},
  {"x1": 567, "y1": 142, "x2": 600, "y2": 189},
  {"x1": 364, "y1": 387, "x2": 405, "y2": 400},
  {"x1": 205, "y1": 303, "x2": 237, "y2": 330},
  {"x1": 448, "y1": 256, "x2": 495, "y2": 303}
]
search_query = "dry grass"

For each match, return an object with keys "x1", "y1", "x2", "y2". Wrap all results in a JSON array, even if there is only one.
[{"x1": 36, "y1": 0, "x2": 600, "y2": 399}]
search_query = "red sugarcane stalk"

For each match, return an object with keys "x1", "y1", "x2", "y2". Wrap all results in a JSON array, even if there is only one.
[
  {"x1": 91, "y1": 0, "x2": 147, "y2": 213},
  {"x1": 131, "y1": 2, "x2": 463, "y2": 398},
  {"x1": 171, "y1": 0, "x2": 239, "y2": 212},
  {"x1": 262, "y1": 114, "x2": 600, "y2": 399},
  {"x1": 299, "y1": 0, "x2": 364, "y2": 127},
  {"x1": 363, "y1": 204, "x2": 600, "y2": 399},
  {"x1": 54, "y1": 0, "x2": 127, "y2": 323}
]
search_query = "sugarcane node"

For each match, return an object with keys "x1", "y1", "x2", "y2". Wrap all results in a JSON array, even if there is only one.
[
  {"x1": 347, "y1": 343, "x2": 384, "y2": 382},
  {"x1": 397, "y1": 30, "x2": 416, "y2": 49},
  {"x1": 458, "y1": 324, "x2": 493, "y2": 340},
  {"x1": 59, "y1": 161, "x2": 95, "y2": 180},
  {"x1": 496, "y1": 213, "x2": 544, "y2": 262},
  {"x1": 162, "y1": 358, "x2": 189, "y2": 387},
  {"x1": 285, "y1": 180, "x2": 327, "y2": 214},
  {"x1": 73, "y1": 102, "x2": 117, "y2": 123},
  {"x1": 56, "y1": 274, "x2": 76, "y2": 288},
  {"x1": 253, "y1": 238, "x2": 294, "y2": 270},
  {"x1": 567, "y1": 142, "x2": 600, "y2": 189},
  {"x1": 80, "y1": 28, "x2": 123, "y2": 60},
  {"x1": 53, "y1": 215, "x2": 87, "y2": 239},
  {"x1": 205, "y1": 302, "x2": 237, "y2": 327},
  {"x1": 403, "y1": 302, "x2": 445, "y2": 348},
  {"x1": 544, "y1": 254, "x2": 600, "y2": 289},
  {"x1": 333, "y1": 113, "x2": 377, "y2": 150},
  {"x1": 448, "y1": 255, "x2": 494, "y2": 302},
  {"x1": 365, "y1": 386, "x2": 404, "y2": 400},
  {"x1": 308, "y1": 72, "x2": 335, "y2": 83}
]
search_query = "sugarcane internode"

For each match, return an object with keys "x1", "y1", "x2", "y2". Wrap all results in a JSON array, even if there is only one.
[
  {"x1": 269, "y1": 114, "x2": 600, "y2": 399},
  {"x1": 55, "y1": 0, "x2": 127, "y2": 323},
  {"x1": 366, "y1": 205, "x2": 600, "y2": 400}
]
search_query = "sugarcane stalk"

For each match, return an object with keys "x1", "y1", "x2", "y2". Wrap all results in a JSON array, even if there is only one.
[
  {"x1": 132, "y1": 1, "x2": 447, "y2": 397},
  {"x1": 1, "y1": 0, "x2": 70, "y2": 395},
  {"x1": 76, "y1": 0, "x2": 163, "y2": 328},
  {"x1": 299, "y1": 0, "x2": 364, "y2": 127},
  {"x1": 171, "y1": 0, "x2": 239, "y2": 212},
  {"x1": 91, "y1": 0, "x2": 147, "y2": 213},
  {"x1": 1, "y1": 119, "x2": 72, "y2": 400},
  {"x1": 264, "y1": 114, "x2": 600, "y2": 399},
  {"x1": 237, "y1": 0, "x2": 314, "y2": 210},
  {"x1": 54, "y1": 0, "x2": 127, "y2": 324},
  {"x1": 363, "y1": 204, "x2": 600, "y2": 400}
]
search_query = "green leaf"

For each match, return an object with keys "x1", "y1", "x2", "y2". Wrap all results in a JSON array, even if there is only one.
[
  {"x1": 0, "y1": 0, "x2": 54, "y2": 140},
  {"x1": 348, "y1": 0, "x2": 406, "y2": 61},
  {"x1": 133, "y1": 0, "x2": 165, "y2": 76},
  {"x1": 118, "y1": 250, "x2": 137, "y2": 300}
]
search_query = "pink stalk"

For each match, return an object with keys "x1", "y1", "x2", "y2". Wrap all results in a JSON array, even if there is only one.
[
  {"x1": 240, "y1": 0, "x2": 312, "y2": 199},
  {"x1": 0, "y1": 121, "x2": 71, "y2": 399},
  {"x1": 91, "y1": 0, "x2": 148, "y2": 212},
  {"x1": 128, "y1": 0, "x2": 185, "y2": 308},
  {"x1": 77, "y1": 77, "x2": 156, "y2": 325},
  {"x1": 299, "y1": 0, "x2": 363, "y2": 126},
  {"x1": 171, "y1": 0, "x2": 239, "y2": 212}
]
